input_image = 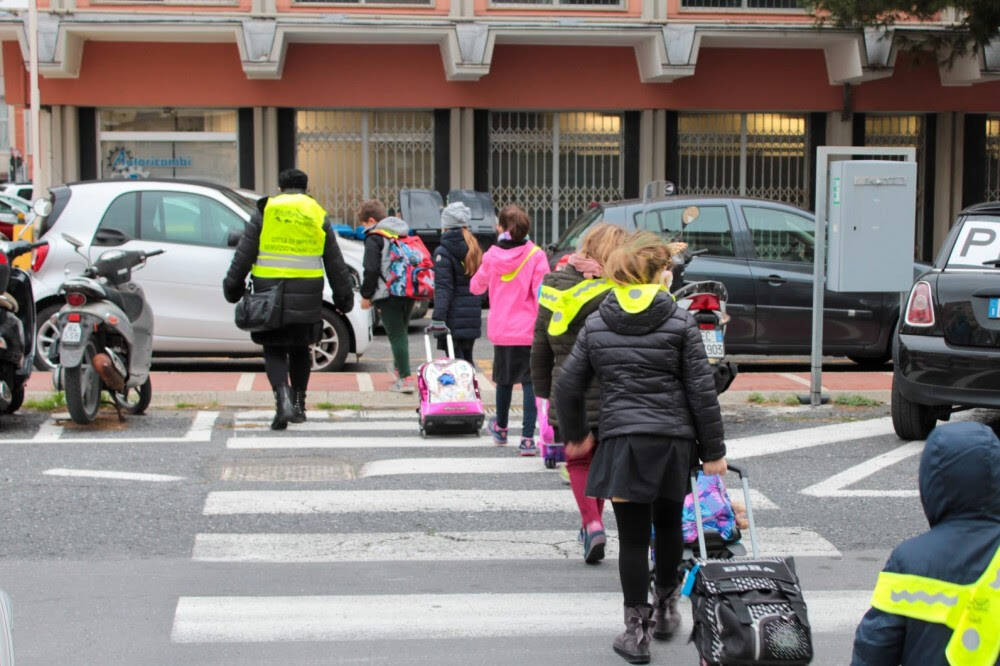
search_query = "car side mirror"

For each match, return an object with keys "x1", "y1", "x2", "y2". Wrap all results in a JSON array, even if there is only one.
[
  {"x1": 227, "y1": 230, "x2": 242, "y2": 248},
  {"x1": 93, "y1": 228, "x2": 130, "y2": 247}
]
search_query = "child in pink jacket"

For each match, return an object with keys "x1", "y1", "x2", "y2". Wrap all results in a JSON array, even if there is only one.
[{"x1": 471, "y1": 204, "x2": 550, "y2": 455}]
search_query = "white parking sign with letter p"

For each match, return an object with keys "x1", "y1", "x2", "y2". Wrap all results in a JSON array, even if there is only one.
[{"x1": 947, "y1": 220, "x2": 1000, "y2": 269}]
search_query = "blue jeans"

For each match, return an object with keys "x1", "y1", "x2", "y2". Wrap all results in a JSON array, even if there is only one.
[{"x1": 495, "y1": 381, "x2": 536, "y2": 440}]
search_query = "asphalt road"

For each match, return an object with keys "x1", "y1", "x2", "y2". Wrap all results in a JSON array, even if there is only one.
[{"x1": 3, "y1": 402, "x2": 997, "y2": 665}]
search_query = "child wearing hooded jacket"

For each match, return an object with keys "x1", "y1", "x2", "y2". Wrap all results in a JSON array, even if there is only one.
[
  {"x1": 470, "y1": 204, "x2": 550, "y2": 456},
  {"x1": 555, "y1": 231, "x2": 727, "y2": 665},
  {"x1": 430, "y1": 202, "x2": 484, "y2": 363}
]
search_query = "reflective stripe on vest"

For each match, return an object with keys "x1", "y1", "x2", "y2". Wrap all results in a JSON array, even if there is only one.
[
  {"x1": 251, "y1": 193, "x2": 326, "y2": 279},
  {"x1": 538, "y1": 278, "x2": 613, "y2": 336},
  {"x1": 500, "y1": 245, "x2": 541, "y2": 282},
  {"x1": 613, "y1": 284, "x2": 668, "y2": 314},
  {"x1": 871, "y1": 545, "x2": 1000, "y2": 666}
]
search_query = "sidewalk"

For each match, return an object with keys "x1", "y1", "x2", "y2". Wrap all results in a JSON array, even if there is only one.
[{"x1": 23, "y1": 369, "x2": 894, "y2": 409}]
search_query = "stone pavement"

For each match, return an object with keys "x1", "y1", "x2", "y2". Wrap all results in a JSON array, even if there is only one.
[{"x1": 23, "y1": 368, "x2": 893, "y2": 409}]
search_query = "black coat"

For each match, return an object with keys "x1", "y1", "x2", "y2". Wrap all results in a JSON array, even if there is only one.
[
  {"x1": 431, "y1": 229, "x2": 483, "y2": 340},
  {"x1": 554, "y1": 290, "x2": 725, "y2": 463},
  {"x1": 851, "y1": 422, "x2": 1000, "y2": 666},
  {"x1": 223, "y1": 205, "x2": 354, "y2": 346},
  {"x1": 530, "y1": 265, "x2": 605, "y2": 430}
]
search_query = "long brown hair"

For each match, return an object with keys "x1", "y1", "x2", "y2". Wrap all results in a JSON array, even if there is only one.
[
  {"x1": 578, "y1": 223, "x2": 627, "y2": 267},
  {"x1": 461, "y1": 228, "x2": 483, "y2": 276},
  {"x1": 604, "y1": 231, "x2": 673, "y2": 286},
  {"x1": 498, "y1": 204, "x2": 531, "y2": 243}
]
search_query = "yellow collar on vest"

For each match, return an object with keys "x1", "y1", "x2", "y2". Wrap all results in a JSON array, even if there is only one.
[{"x1": 613, "y1": 284, "x2": 668, "y2": 314}]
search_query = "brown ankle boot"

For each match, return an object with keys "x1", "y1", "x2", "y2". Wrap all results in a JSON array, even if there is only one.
[
  {"x1": 613, "y1": 604, "x2": 654, "y2": 664},
  {"x1": 652, "y1": 585, "x2": 681, "y2": 640}
]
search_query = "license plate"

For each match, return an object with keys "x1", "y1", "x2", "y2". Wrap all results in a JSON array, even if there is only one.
[
  {"x1": 62, "y1": 322, "x2": 82, "y2": 344},
  {"x1": 990, "y1": 298, "x2": 1000, "y2": 319},
  {"x1": 700, "y1": 328, "x2": 725, "y2": 358}
]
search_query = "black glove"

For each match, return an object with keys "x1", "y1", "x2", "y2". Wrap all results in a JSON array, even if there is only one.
[{"x1": 223, "y1": 278, "x2": 245, "y2": 304}]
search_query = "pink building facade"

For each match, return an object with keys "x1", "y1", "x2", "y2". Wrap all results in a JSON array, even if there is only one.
[{"x1": 0, "y1": 0, "x2": 998, "y2": 257}]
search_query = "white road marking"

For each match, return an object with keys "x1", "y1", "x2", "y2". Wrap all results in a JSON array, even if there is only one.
[
  {"x1": 202, "y1": 489, "x2": 776, "y2": 515},
  {"x1": 778, "y1": 372, "x2": 824, "y2": 391},
  {"x1": 356, "y1": 373, "x2": 375, "y2": 392},
  {"x1": 235, "y1": 373, "x2": 255, "y2": 392},
  {"x1": 236, "y1": 420, "x2": 438, "y2": 433},
  {"x1": 226, "y1": 435, "x2": 488, "y2": 450},
  {"x1": 43, "y1": 468, "x2": 185, "y2": 482},
  {"x1": 171, "y1": 590, "x2": 869, "y2": 643},
  {"x1": 359, "y1": 457, "x2": 547, "y2": 477},
  {"x1": 476, "y1": 372, "x2": 495, "y2": 390},
  {"x1": 800, "y1": 441, "x2": 923, "y2": 498},
  {"x1": 361, "y1": 410, "x2": 416, "y2": 420},
  {"x1": 191, "y1": 526, "x2": 837, "y2": 563},
  {"x1": 727, "y1": 417, "x2": 896, "y2": 460},
  {"x1": 234, "y1": 409, "x2": 413, "y2": 421},
  {"x1": 2, "y1": 411, "x2": 220, "y2": 445}
]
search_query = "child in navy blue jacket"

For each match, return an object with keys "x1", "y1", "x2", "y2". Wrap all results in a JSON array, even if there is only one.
[{"x1": 430, "y1": 202, "x2": 483, "y2": 363}]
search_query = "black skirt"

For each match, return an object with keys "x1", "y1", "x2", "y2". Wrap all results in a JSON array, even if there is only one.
[
  {"x1": 586, "y1": 434, "x2": 694, "y2": 503},
  {"x1": 492, "y1": 345, "x2": 532, "y2": 385},
  {"x1": 251, "y1": 321, "x2": 323, "y2": 348}
]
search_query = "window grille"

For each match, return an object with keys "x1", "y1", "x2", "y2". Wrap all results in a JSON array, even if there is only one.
[
  {"x1": 986, "y1": 116, "x2": 1000, "y2": 202},
  {"x1": 864, "y1": 114, "x2": 926, "y2": 256},
  {"x1": 676, "y1": 112, "x2": 810, "y2": 209},
  {"x1": 488, "y1": 111, "x2": 624, "y2": 245},
  {"x1": 492, "y1": 0, "x2": 620, "y2": 5},
  {"x1": 681, "y1": 0, "x2": 800, "y2": 8},
  {"x1": 296, "y1": 110, "x2": 435, "y2": 226}
]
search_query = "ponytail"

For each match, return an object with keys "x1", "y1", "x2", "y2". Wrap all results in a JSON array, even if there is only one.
[{"x1": 461, "y1": 228, "x2": 483, "y2": 276}]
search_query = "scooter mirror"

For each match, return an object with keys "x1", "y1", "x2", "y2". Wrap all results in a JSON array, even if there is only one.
[
  {"x1": 61, "y1": 233, "x2": 84, "y2": 249},
  {"x1": 32, "y1": 198, "x2": 52, "y2": 218}
]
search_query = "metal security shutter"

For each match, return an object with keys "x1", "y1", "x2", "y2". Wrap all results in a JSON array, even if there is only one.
[
  {"x1": 296, "y1": 110, "x2": 435, "y2": 225},
  {"x1": 987, "y1": 116, "x2": 1000, "y2": 202},
  {"x1": 488, "y1": 111, "x2": 624, "y2": 244},
  {"x1": 864, "y1": 114, "x2": 928, "y2": 256},
  {"x1": 676, "y1": 112, "x2": 810, "y2": 209}
]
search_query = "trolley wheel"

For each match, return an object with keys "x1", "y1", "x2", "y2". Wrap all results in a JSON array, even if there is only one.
[{"x1": 544, "y1": 458, "x2": 556, "y2": 470}]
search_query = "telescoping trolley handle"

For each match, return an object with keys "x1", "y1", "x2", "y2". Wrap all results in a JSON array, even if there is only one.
[
  {"x1": 423, "y1": 324, "x2": 454, "y2": 363},
  {"x1": 690, "y1": 464, "x2": 760, "y2": 560}
]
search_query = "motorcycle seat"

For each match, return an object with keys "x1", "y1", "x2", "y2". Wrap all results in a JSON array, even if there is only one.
[
  {"x1": 0, "y1": 293, "x2": 17, "y2": 313},
  {"x1": 103, "y1": 287, "x2": 144, "y2": 322}
]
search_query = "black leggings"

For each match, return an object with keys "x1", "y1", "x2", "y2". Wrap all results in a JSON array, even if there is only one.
[
  {"x1": 612, "y1": 498, "x2": 684, "y2": 606},
  {"x1": 263, "y1": 345, "x2": 312, "y2": 391}
]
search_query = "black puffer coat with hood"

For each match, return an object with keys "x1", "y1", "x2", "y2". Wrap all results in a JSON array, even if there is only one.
[
  {"x1": 554, "y1": 289, "x2": 725, "y2": 463},
  {"x1": 530, "y1": 265, "x2": 605, "y2": 431},
  {"x1": 431, "y1": 229, "x2": 483, "y2": 340},
  {"x1": 851, "y1": 421, "x2": 1000, "y2": 666}
]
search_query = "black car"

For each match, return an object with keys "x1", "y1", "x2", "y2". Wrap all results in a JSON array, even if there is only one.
[
  {"x1": 891, "y1": 203, "x2": 1000, "y2": 439},
  {"x1": 550, "y1": 195, "x2": 928, "y2": 365}
]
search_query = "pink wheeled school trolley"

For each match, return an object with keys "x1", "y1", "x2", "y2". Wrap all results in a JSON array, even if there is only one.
[
  {"x1": 417, "y1": 328, "x2": 485, "y2": 437},
  {"x1": 536, "y1": 397, "x2": 565, "y2": 469}
]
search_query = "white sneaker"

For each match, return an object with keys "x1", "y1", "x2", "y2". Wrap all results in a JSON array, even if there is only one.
[
  {"x1": 389, "y1": 378, "x2": 406, "y2": 393},
  {"x1": 401, "y1": 376, "x2": 416, "y2": 394}
]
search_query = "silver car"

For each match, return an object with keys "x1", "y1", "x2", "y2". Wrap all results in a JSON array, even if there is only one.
[{"x1": 31, "y1": 180, "x2": 372, "y2": 372}]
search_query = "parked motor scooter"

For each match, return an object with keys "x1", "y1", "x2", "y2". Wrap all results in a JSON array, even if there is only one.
[
  {"x1": 0, "y1": 239, "x2": 47, "y2": 414},
  {"x1": 53, "y1": 233, "x2": 163, "y2": 424}
]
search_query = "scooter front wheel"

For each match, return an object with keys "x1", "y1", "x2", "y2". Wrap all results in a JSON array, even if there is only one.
[
  {"x1": 112, "y1": 378, "x2": 152, "y2": 415},
  {"x1": 64, "y1": 344, "x2": 101, "y2": 424}
]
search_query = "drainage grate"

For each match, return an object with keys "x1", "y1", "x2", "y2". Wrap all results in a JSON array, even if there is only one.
[{"x1": 219, "y1": 459, "x2": 355, "y2": 482}]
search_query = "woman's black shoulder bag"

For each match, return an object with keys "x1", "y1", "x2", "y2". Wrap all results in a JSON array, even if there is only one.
[{"x1": 234, "y1": 281, "x2": 284, "y2": 332}]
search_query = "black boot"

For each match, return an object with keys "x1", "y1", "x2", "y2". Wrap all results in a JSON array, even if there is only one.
[
  {"x1": 651, "y1": 585, "x2": 681, "y2": 640},
  {"x1": 271, "y1": 385, "x2": 294, "y2": 431},
  {"x1": 291, "y1": 389, "x2": 307, "y2": 424},
  {"x1": 613, "y1": 604, "x2": 654, "y2": 664}
]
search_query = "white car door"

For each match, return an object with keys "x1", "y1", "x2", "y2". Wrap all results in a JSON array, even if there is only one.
[{"x1": 91, "y1": 188, "x2": 251, "y2": 350}]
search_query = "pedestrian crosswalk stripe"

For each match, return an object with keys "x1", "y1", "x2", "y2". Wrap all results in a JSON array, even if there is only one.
[
  {"x1": 170, "y1": 590, "x2": 870, "y2": 643},
  {"x1": 191, "y1": 527, "x2": 839, "y2": 563},
  {"x1": 226, "y1": 435, "x2": 488, "y2": 450},
  {"x1": 234, "y1": 409, "x2": 415, "y2": 421},
  {"x1": 235, "y1": 420, "x2": 449, "y2": 433},
  {"x1": 727, "y1": 417, "x2": 895, "y2": 460},
  {"x1": 359, "y1": 457, "x2": 548, "y2": 476},
  {"x1": 1, "y1": 411, "x2": 220, "y2": 445},
  {"x1": 201, "y1": 489, "x2": 778, "y2": 515}
]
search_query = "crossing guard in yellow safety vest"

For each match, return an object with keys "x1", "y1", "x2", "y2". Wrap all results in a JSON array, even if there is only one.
[{"x1": 251, "y1": 193, "x2": 327, "y2": 280}]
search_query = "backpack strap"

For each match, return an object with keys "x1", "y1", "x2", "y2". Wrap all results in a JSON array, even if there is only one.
[{"x1": 500, "y1": 245, "x2": 541, "y2": 282}]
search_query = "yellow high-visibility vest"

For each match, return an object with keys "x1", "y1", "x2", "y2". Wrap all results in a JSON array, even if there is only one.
[
  {"x1": 870, "y1": 545, "x2": 1000, "y2": 666},
  {"x1": 251, "y1": 193, "x2": 326, "y2": 280},
  {"x1": 613, "y1": 283, "x2": 669, "y2": 314},
  {"x1": 500, "y1": 245, "x2": 541, "y2": 282},
  {"x1": 538, "y1": 278, "x2": 613, "y2": 336}
]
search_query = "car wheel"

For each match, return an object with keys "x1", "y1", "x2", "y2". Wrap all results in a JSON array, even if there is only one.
[
  {"x1": 311, "y1": 309, "x2": 350, "y2": 372},
  {"x1": 890, "y1": 374, "x2": 938, "y2": 440},
  {"x1": 33, "y1": 304, "x2": 62, "y2": 371}
]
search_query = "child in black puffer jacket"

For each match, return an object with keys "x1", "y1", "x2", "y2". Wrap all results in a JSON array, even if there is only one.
[
  {"x1": 555, "y1": 231, "x2": 728, "y2": 665},
  {"x1": 430, "y1": 202, "x2": 483, "y2": 363}
]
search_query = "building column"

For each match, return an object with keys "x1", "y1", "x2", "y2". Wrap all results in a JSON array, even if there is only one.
[
  {"x1": 932, "y1": 112, "x2": 962, "y2": 255},
  {"x1": 261, "y1": 107, "x2": 279, "y2": 195},
  {"x1": 449, "y1": 108, "x2": 462, "y2": 191},
  {"x1": 37, "y1": 107, "x2": 51, "y2": 195},
  {"x1": 639, "y1": 110, "x2": 654, "y2": 192},
  {"x1": 461, "y1": 108, "x2": 475, "y2": 190},
  {"x1": 61, "y1": 105, "x2": 78, "y2": 183},
  {"x1": 652, "y1": 110, "x2": 666, "y2": 182},
  {"x1": 48, "y1": 105, "x2": 64, "y2": 188},
  {"x1": 825, "y1": 112, "x2": 852, "y2": 148}
]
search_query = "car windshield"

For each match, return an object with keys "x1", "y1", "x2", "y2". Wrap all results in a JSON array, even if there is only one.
[
  {"x1": 219, "y1": 188, "x2": 258, "y2": 217},
  {"x1": 945, "y1": 216, "x2": 1000, "y2": 269},
  {"x1": 0, "y1": 196, "x2": 29, "y2": 213},
  {"x1": 556, "y1": 208, "x2": 603, "y2": 251}
]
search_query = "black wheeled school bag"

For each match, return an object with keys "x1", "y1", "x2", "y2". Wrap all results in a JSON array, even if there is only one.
[{"x1": 683, "y1": 466, "x2": 814, "y2": 666}]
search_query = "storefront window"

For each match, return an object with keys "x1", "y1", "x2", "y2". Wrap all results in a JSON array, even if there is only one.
[{"x1": 98, "y1": 108, "x2": 239, "y2": 185}]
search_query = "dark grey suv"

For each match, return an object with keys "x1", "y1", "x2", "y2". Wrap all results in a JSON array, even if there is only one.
[{"x1": 551, "y1": 195, "x2": 926, "y2": 365}]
